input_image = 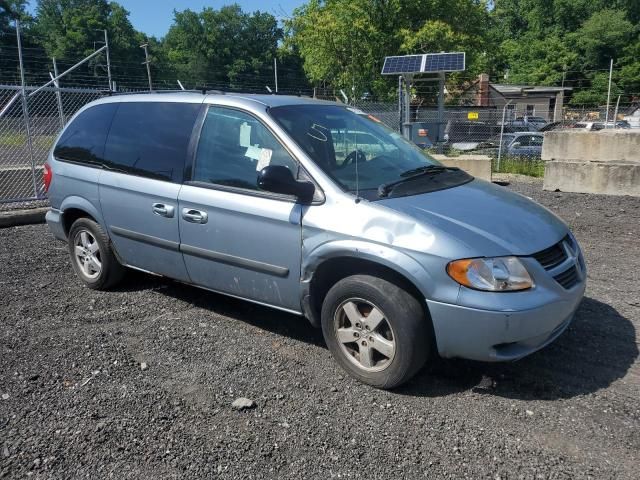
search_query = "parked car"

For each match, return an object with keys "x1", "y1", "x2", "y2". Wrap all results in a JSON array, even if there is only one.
[
  {"x1": 45, "y1": 93, "x2": 586, "y2": 388},
  {"x1": 539, "y1": 121, "x2": 574, "y2": 132},
  {"x1": 443, "y1": 121, "x2": 512, "y2": 151},
  {"x1": 570, "y1": 122, "x2": 605, "y2": 131},
  {"x1": 475, "y1": 132, "x2": 545, "y2": 158},
  {"x1": 508, "y1": 116, "x2": 548, "y2": 131}
]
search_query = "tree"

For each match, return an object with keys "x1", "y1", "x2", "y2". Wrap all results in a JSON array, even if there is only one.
[
  {"x1": 491, "y1": 0, "x2": 640, "y2": 106},
  {"x1": 32, "y1": 0, "x2": 144, "y2": 86},
  {"x1": 1, "y1": 1, "x2": 40, "y2": 84},
  {"x1": 286, "y1": 0, "x2": 494, "y2": 99},
  {"x1": 162, "y1": 4, "x2": 284, "y2": 90}
]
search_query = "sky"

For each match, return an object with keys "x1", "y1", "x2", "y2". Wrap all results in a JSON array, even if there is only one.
[{"x1": 26, "y1": 1, "x2": 306, "y2": 38}]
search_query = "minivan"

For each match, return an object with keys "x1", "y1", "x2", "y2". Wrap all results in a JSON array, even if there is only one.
[{"x1": 45, "y1": 93, "x2": 586, "y2": 388}]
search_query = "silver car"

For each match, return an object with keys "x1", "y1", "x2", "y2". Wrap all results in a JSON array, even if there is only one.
[{"x1": 44, "y1": 93, "x2": 586, "y2": 388}]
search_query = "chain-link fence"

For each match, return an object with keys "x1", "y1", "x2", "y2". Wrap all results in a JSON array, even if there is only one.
[
  {"x1": 0, "y1": 85, "x2": 104, "y2": 210},
  {"x1": 351, "y1": 100, "x2": 634, "y2": 178}
]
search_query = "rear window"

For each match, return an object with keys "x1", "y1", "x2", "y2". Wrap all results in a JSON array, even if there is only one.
[
  {"x1": 103, "y1": 102, "x2": 200, "y2": 182},
  {"x1": 53, "y1": 103, "x2": 117, "y2": 165}
]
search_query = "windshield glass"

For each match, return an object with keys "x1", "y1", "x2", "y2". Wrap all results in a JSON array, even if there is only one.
[{"x1": 269, "y1": 104, "x2": 451, "y2": 195}]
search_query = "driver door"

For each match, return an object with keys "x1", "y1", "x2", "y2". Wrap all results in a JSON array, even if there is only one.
[{"x1": 178, "y1": 106, "x2": 304, "y2": 311}]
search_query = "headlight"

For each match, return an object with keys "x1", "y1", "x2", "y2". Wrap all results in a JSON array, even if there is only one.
[{"x1": 447, "y1": 256, "x2": 533, "y2": 292}]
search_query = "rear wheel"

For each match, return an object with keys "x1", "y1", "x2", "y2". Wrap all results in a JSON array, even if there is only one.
[
  {"x1": 321, "y1": 274, "x2": 431, "y2": 389},
  {"x1": 68, "y1": 218, "x2": 125, "y2": 290}
]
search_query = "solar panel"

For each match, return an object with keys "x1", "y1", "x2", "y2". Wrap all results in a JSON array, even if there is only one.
[
  {"x1": 424, "y1": 52, "x2": 465, "y2": 73},
  {"x1": 381, "y1": 55, "x2": 424, "y2": 75},
  {"x1": 381, "y1": 52, "x2": 465, "y2": 75}
]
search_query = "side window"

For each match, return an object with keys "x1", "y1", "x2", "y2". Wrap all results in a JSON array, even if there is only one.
[
  {"x1": 193, "y1": 106, "x2": 298, "y2": 191},
  {"x1": 53, "y1": 103, "x2": 117, "y2": 165},
  {"x1": 103, "y1": 102, "x2": 200, "y2": 182},
  {"x1": 530, "y1": 136, "x2": 544, "y2": 146}
]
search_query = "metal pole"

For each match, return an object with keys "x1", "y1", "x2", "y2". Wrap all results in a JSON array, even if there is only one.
[
  {"x1": 274, "y1": 58, "x2": 278, "y2": 93},
  {"x1": 398, "y1": 75, "x2": 402, "y2": 133},
  {"x1": 52, "y1": 58, "x2": 65, "y2": 127},
  {"x1": 16, "y1": 18, "x2": 39, "y2": 198},
  {"x1": 613, "y1": 95, "x2": 621, "y2": 128},
  {"x1": 497, "y1": 100, "x2": 513, "y2": 172},
  {"x1": 402, "y1": 75, "x2": 412, "y2": 140},
  {"x1": 29, "y1": 46, "x2": 107, "y2": 97},
  {"x1": 141, "y1": 43, "x2": 153, "y2": 91},
  {"x1": 605, "y1": 58, "x2": 613, "y2": 125},
  {"x1": 437, "y1": 71, "x2": 445, "y2": 142},
  {"x1": 104, "y1": 29, "x2": 113, "y2": 91}
]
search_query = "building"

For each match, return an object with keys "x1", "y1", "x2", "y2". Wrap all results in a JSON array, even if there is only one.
[
  {"x1": 461, "y1": 74, "x2": 572, "y2": 122},
  {"x1": 623, "y1": 105, "x2": 640, "y2": 128}
]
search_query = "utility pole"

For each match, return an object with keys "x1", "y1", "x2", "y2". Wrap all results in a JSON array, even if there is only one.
[
  {"x1": 103, "y1": 29, "x2": 112, "y2": 91},
  {"x1": 141, "y1": 43, "x2": 153, "y2": 91},
  {"x1": 273, "y1": 57, "x2": 278, "y2": 93},
  {"x1": 605, "y1": 58, "x2": 613, "y2": 125}
]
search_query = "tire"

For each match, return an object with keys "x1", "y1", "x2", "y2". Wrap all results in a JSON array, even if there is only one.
[
  {"x1": 321, "y1": 274, "x2": 431, "y2": 389},
  {"x1": 68, "y1": 217, "x2": 125, "y2": 290}
]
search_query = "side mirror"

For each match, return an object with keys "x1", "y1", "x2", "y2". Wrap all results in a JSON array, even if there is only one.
[{"x1": 258, "y1": 165, "x2": 315, "y2": 203}]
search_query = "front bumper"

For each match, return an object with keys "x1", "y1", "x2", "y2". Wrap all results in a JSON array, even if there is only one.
[{"x1": 426, "y1": 280, "x2": 585, "y2": 361}]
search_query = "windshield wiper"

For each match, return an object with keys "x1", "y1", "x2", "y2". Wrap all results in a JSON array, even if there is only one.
[
  {"x1": 378, "y1": 165, "x2": 453, "y2": 198},
  {"x1": 399, "y1": 165, "x2": 448, "y2": 177}
]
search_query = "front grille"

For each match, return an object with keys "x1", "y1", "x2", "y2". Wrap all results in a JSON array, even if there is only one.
[
  {"x1": 532, "y1": 236, "x2": 568, "y2": 270},
  {"x1": 554, "y1": 265, "x2": 579, "y2": 289}
]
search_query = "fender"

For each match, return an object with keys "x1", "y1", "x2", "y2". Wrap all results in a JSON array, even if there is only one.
[
  {"x1": 301, "y1": 239, "x2": 437, "y2": 300},
  {"x1": 59, "y1": 195, "x2": 106, "y2": 231}
]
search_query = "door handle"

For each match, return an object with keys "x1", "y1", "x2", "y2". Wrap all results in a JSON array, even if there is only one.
[
  {"x1": 152, "y1": 203, "x2": 175, "y2": 218},
  {"x1": 182, "y1": 208, "x2": 208, "y2": 224}
]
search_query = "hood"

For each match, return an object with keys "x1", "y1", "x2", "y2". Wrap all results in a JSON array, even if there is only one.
[{"x1": 379, "y1": 179, "x2": 567, "y2": 257}]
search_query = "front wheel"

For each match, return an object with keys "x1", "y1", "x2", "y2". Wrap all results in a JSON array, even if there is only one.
[{"x1": 321, "y1": 274, "x2": 431, "y2": 389}]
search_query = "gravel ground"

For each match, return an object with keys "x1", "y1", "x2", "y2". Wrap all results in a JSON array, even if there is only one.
[{"x1": 1, "y1": 180, "x2": 639, "y2": 479}]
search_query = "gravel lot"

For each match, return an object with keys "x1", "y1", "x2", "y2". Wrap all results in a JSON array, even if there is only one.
[{"x1": 1, "y1": 179, "x2": 639, "y2": 479}]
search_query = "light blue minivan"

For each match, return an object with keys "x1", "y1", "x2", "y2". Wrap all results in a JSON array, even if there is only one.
[{"x1": 45, "y1": 93, "x2": 586, "y2": 388}]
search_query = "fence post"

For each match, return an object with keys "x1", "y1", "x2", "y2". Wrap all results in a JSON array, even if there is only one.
[
  {"x1": 141, "y1": 43, "x2": 153, "y2": 91},
  {"x1": 104, "y1": 29, "x2": 113, "y2": 91},
  {"x1": 52, "y1": 58, "x2": 65, "y2": 128},
  {"x1": 16, "y1": 18, "x2": 40, "y2": 199},
  {"x1": 497, "y1": 100, "x2": 513, "y2": 172}
]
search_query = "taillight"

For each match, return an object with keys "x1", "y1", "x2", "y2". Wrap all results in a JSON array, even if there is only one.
[{"x1": 43, "y1": 162, "x2": 53, "y2": 192}]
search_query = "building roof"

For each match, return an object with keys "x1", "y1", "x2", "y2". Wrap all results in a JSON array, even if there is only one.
[{"x1": 491, "y1": 84, "x2": 572, "y2": 96}]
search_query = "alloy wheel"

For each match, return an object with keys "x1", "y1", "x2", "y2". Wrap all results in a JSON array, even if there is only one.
[
  {"x1": 73, "y1": 230, "x2": 102, "y2": 279},
  {"x1": 333, "y1": 298, "x2": 396, "y2": 372}
]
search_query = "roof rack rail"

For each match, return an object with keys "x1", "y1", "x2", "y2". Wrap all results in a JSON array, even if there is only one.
[{"x1": 106, "y1": 89, "x2": 226, "y2": 96}]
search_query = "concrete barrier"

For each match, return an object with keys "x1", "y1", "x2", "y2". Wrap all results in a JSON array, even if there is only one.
[
  {"x1": 431, "y1": 154, "x2": 492, "y2": 181},
  {"x1": 542, "y1": 130, "x2": 640, "y2": 162},
  {"x1": 542, "y1": 130, "x2": 640, "y2": 196}
]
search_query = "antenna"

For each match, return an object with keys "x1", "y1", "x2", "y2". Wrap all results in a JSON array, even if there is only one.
[
  {"x1": 177, "y1": 80, "x2": 185, "y2": 91},
  {"x1": 266, "y1": 86, "x2": 273, "y2": 93}
]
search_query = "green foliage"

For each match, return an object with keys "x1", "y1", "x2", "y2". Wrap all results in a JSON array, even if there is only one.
[
  {"x1": 162, "y1": 4, "x2": 282, "y2": 88},
  {"x1": 287, "y1": 0, "x2": 495, "y2": 98},
  {"x1": 2, "y1": 0, "x2": 637, "y2": 105},
  {"x1": 492, "y1": 157, "x2": 545, "y2": 177},
  {"x1": 492, "y1": 1, "x2": 640, "y2": 106}
]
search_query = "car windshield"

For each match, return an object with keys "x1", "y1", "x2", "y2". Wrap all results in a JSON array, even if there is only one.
[{"x1": 269, "y1": 104, "x2": 470, "y2": 198}]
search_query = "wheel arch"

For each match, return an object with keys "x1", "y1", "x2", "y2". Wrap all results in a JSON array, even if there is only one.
[
  {"x1": 60, "y1": 196, "x2": 104, "y2": 236},
  {"x1": 302, "y1": 241, "x2": 434, "y2": 328}
]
